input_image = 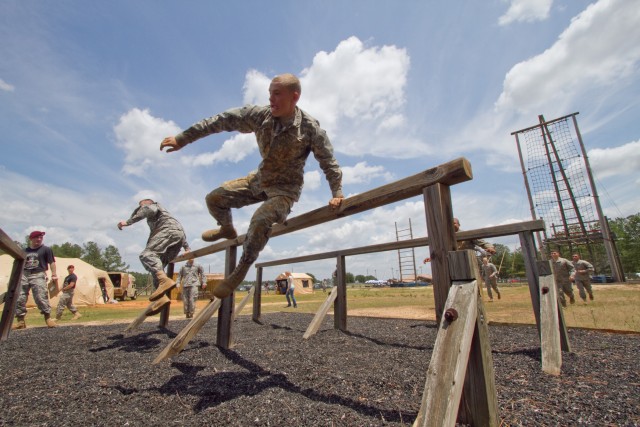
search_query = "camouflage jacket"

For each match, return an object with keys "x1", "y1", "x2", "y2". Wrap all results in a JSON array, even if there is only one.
[
  {"x1": 175, "y1": 105, "x2": 343, "y2": 201},
  {"x1": 572, "y1": 259, "x2": 594, "y2": 280},
  {"x1": 125, "y1": 203, "x2": 190, "y2": 250},
  {"x1": 552, "y1": 257, "x2": 575, "y2": 284},
  {"x1": 177, "y1": 263, "x2": 205, "y2": 288}
]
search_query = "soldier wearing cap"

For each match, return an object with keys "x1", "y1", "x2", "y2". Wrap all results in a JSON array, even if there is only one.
[
  {"x1": 160, "y1": 73, "x2": 344, "y2": 299},
  {"x1": 176, "y1": 259, "x2": 206, "y2": 318},
  {"x1": 13, "y1": 230, "x2": 58, "y2": 329},
  {"x1": 117, "y1": 199, "x2": 190, "y2": 302},
  {"x1": 56, "y1": 264, "x2": 82, "y2": 321}
]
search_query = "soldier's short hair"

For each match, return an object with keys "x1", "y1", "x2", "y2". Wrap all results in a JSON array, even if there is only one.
[{"x1": 272, "y1": 73, "x2": 301, "y2": 95}]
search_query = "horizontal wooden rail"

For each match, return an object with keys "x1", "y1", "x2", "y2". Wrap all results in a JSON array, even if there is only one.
[
  {"x1": 0, "y1": 229, "x2": 26, "y2": 260},
  {"x1": 255, "y1": 220, "x2": 546, "y2": 268},
  {"x1": 172, "y1": 157, "x2": 473, "y2": 263}
]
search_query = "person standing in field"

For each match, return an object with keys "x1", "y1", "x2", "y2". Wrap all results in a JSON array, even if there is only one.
[
  {"x1": 572, "y1": 253, "x2": 595, "y2": 302},
  {"x1": 481, "y1": 256, "x2": 501, "y2": 301},
  {"x1": 285, "y1": 271, "x2": 297, "y2": 308},
  {"x1": 159, "y1": 73, "x2": 344, "y2": 300},
  {"x1": 550, "y1": 250, "x2": 576, "y2": 307},
  {"x1": 56, "y1": 264, "x2": 82, "y2": 321},
  {"x1": 13, "y1": 230, "x2": 58, "y2": 329},
  {"x1": 176, "y1": 259, "x2": 206, "y2": 318}
]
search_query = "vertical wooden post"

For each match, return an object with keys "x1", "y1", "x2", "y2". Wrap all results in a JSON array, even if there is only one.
[
  {"x1": 538, "y1": 263, "x2": 562, "y2": 375},
  {"x1": 519, "y1": 231, "x2": 542, "y2": 333},
  {"x1": 334, "y1": 255, "x2": 347, "y2": 332},
  {"x1": 159, "y1": 262, "x2": 174, "y2": 328},
  {"x1": 0, "y1": 258, "x2": 25, "y2": 341},
  {"x1": 252, "y1": 266, "x2": 263, "y2": 323},
  {"x1": 423, "y1": 183, "x2": 456, "y2": 323},
  {"x1": 217, "y1": 246, "x2": 236, "y2": 349}
]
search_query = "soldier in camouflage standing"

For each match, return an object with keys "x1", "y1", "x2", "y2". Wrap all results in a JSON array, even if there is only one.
[
  {"x1": 117, "y1": 199, "x2": 190, "y2": 301},
  {"x1": 481, "y1": 256, "x2": 501, "y2": 301},
  {"x1": 550, "y1": 250, "x2": 576, "y2": 307},
  {"x1": 56, "y1": 264, "x2": 82, "y2": 321},
  {"x1": 160, "y1": 73, "x2": 344, "y2": 299},
  {"x1": 176, "y1": 258, "x2": 206, "y2": 318},
  {"x1": 571, "y1": 253, "x2": 595, "y2": 302},
  {"x1": 13, "y1": 230, "x2": 58, "y2": 329}
]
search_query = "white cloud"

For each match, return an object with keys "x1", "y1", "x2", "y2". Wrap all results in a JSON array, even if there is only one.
[
  {"x1": 114, "y1": 108, "x2": 181, "y2": 176},
  {"x1": 304, "y1": 170, "x2": 321, "y2": 190},
  {"x1": 180, "y1": 133, "x2": 257, "y2": 167},
  {"x1": 0, "y1": 78, "x2": 15, "y2": 92},
  {"x1": 341, "y1": 162, "x2": 395, "y2": 185},
  {"x1": 589, "y1": 140, "x2": 640, "y2": 179},
  {"x1": 499, "y1": 0, "x2": 553, "y2": 26},
  {"x1": 495, "y1": 0, "x2": 640, "y2": 114}
]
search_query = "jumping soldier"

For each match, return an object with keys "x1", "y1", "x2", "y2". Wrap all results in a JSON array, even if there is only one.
[
  {"x1": 571, "y1": 253, "x2": 595, "y2": 302},
  {"x1": 160, "y1": 73, "x2": 344, "y2": 299},
  {"x1": 550, "y1": 250, "x2": 576, "y2": 307}
]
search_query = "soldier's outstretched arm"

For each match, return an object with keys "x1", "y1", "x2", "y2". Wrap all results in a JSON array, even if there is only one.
[{"x1": 160, "y1": 136, "x2": 182, "y2": 153}]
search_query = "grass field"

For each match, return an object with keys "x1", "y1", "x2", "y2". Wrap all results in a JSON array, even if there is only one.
[{"x1": 17, "y1": 283, "x2": 640, "y2": 332}]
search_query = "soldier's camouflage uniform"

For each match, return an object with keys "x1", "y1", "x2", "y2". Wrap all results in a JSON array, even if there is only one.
[
  {"x1": 552, "y1": 256, "x2": 576, "y2": 306},
  {"x1": 481, "y1": 260, "x2": 501, "y2": 300},
  {"x1": 125, "y1": 202, "x2": 190, "y2": 289},
  {"x1": 572, "y1": 258, "x2": 594, "y2": 301},
  {"x1": 177, "y1": 262, "x2": 205, "y2": 317},
  {"x1": 16, "y1": 245, "x2": 55, "y2": 319},
  {"x1": 175, "y1": 105, "x2": 343, "y2": 279}
]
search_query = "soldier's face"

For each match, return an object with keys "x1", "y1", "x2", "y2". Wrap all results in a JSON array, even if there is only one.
[
  {"x1": 551, "y1": 252, "x2": 559, "y2": 260},
  {"x1": 269, "y1": 82, "x2": 299, "y2": 119},
  {"x1": 29, "y1": 235, "x2": 44, "y2": 248}
]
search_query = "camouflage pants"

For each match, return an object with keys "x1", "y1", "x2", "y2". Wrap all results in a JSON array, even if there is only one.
[
  {"x1": 181, "y1": 286, "x2": 198, "y2": 316},
  {"x1": 206, "y1": 174, "x2": 294, "y2": 267},
  {"x1": 16, "y1": 272, "x2": 51, "y2": 317},
  {"x1": 556, "y1": 280, "x2": 575, "y2": 306},
  {"x1": 56, "y1": 292, "x2": 77, "y2": 317},
  {"x1": 483, "y1": 277, "x2": 501, "y2": 299},
  {"x1": 574, "y1": 277, "x2": 593, "y2": 301},
  {"x1": 140, "y1": 226, "x2": 187, "y2": 288}
]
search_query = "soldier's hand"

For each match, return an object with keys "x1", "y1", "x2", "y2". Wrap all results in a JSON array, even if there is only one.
[
  {"x1": 329, "y1": 197, "x2": 343, "y2": 210},
  {"x1": 160, "y1": 136, "x2": 182, "y2": 153},
  {"x1": 117, "y1": 221, "x2": 127, "y2": 230}
]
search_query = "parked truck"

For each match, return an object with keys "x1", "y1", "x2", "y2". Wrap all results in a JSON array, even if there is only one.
[{"x1": 108, "y1": 272, "x2": 137, "y2": 301}]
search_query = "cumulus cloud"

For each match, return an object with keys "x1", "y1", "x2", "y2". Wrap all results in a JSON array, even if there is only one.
[
  {"x1": 499, "y1": 0, "x2": 553, "y2": 26},
  {"x1": 341, "y1": 162, "x2": 395, "y2": 185},
  {"x1": 495, "y1": 0, "x2": 640, "y2": 114},
  {"x1": 589, "y1": 140, "x2": 640, "y2": 179},
  {"x1": 0, "y1": 78, "x2": 15, "y2": 92},
  {"x1": 114, "y1": 108, "x2": 181, "y2": 175},
  {"x1": 180, "y1": 133, "x2": 257, "y2": 167}
]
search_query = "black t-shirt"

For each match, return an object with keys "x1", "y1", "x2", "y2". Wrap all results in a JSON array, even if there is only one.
[
  {"x1": 23, "y1": 245, "x2": 55, "y2": 273},
  {"x1": 63, "y1": 273, "x2": 78, "y2": 290}
]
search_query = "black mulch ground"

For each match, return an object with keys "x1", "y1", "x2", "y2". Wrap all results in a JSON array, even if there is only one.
[{"x1": 1, "y1": 312, "x2": 638, "y2": 426}]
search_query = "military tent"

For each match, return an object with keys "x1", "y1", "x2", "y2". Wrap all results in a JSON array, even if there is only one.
[
  {"x1": 274, "y1": 272, "x2": 314, "y2": 295},
  {"x1": 0, "y1": 255, "x2": 114, "y2": 307}
]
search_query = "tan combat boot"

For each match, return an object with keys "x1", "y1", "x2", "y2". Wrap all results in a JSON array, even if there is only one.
[
  {"x1": 146, "y1": 295, "x2": 171, "y2": 316},
  {"x1": 149, "y1": 271, "x2": 176, "y2": 301},
  {"x1": 71, "y1": 312, "x2": 82, "y2": 321},
  {"x1": 213, "y1": 262, "x2": 251, "y2": 299},
  {"x1": 12, "y1": 317, "x2": 26, "y2": 330},
  {"x1": 201, "y1": 225, "x2": 237, "y2": 243},
  {"x1": 45, "y1": 314, "x2": 57, "y2": 328}
]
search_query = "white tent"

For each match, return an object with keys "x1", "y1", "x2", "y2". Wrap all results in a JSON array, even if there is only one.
[
  {"x1": 274, "y1": 272, "x2": 315, "y2": 295},
  {"x1": 0, "y1": 255, "x2": 114, "y2": 307}
]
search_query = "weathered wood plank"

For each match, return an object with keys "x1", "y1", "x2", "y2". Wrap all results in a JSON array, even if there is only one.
[
  {"x1": 252, "y1": 267, "x2": 263, "y2": 322},
  {"x1": 0, "y1": 228, "x2": 26, "y2": 260},
  {"x1": 0, "y1": 257, "x2": 26, "y2": 341},
  {"x1": 413, "y1": 281, "x2": 478, "y2": 427},
  {"x1": 153, "y1": 298, "x2": 222, "y2": 364},
  {"x1": 232, "y1": 285, "x2": 255, "y2": 323},
  {"x1": 334, "y1": 256, "x2": 347, "y2": 332},
  {"x1": 303, "y1": 286, "x2": 339, "y2": 339},
  {"x1": 519, "y1": 231, "x2": 542, "y2": 333},
  {"x1": 539, "y1": 274, "x2": 562, "y2": 375},
  {"x1": 217, "y1": 246, "x2": 237, "y2": 349},
  {"x1": 124, "y1": 295, "x2": 171, "y2": 332}
]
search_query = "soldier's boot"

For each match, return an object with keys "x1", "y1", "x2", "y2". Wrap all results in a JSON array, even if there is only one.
[
  {"x1": 55, "y1": 313, "x2": 63, "y2": 321},
  {"x1": 497, "y1": 290, "x2": 501, "y2": 300},
  {"x1": 147, "y1": 295, "x2": 171, "y2": 316},
  {"x1": 589, "y1": 292, "x2": 594, "y2": 301},
  {"x1": 12, "y1": 317, "x2": 26, "y2": 330},
  {"x1": 201, "y1": 225, "x2": 237, "y2": 243},
  {"x1": 569, "y1": 294, "x2": 575, "y2": 304},
  {"x1": 149, "y1": 271, "x2": 176, "y2": 302},
  {"x1": 44, "y1": 313, "x2": 57, "y2": 328},
  {"x1": 71, "y1": 312, "x2": 82, "y2": 321},
  {"x1": 186, "y1": 313, "x2": 193, "y2": 319},
  {"x1": 213, "y1": 262, "x2": 252, "y2": 299}
]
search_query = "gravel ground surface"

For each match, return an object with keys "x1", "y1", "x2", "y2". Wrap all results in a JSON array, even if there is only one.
[{"x1": 1, "y1": 312, "x2": 638, "y2": 426}]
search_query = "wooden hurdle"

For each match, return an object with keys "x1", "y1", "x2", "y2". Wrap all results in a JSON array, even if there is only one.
[{"x1": 0, "y1": 228, "x2": 27, "y2": 341}]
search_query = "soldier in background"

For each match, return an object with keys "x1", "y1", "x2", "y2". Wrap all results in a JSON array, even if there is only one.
[
  {"x1": 550, "y1": 250, "x2": 576, "y2": 307},
  {"x1": 481, "y1": 257, "x2": 501, "y2": 301},
  {"x1": 117, "y1": 199, "x2": 190, "y2": 302},
  {"x1": 56, "y1": 264, "x2": 82, "y2": 321},
  {"x1": 176, "y1": 259, "x2": 206, "y2": 319},
  {"x1": 160, "y1": 73, "x2": 344, "y2": 299},
  {"x1": 572, "y1": 253, "x2": 595, "y2": 302},
  {"x1": 13, "y1": 230, "x2": 58, "y2": 329}
]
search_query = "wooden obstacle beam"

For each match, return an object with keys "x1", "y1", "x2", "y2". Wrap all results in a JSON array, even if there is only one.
[
  {"x1": 124, "y1": 295, "x2": 171, "y2": 332},
  {"x1": 0, "y1": 228, "x2": 27, "y2": 341},
  {"x1": 231, "y1": 285, "x2": 255, "y2": 323},
  {"x1": 537, "y1": 261, "x2": 562, "y2": 376},
  {"x1": 303, "y1": 286, "x2": 338, "y2": 339}
]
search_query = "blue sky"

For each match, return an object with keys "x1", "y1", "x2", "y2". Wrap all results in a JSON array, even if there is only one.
[{"x1": 1, "y1": 0, "x2": 639, "y2": 282}]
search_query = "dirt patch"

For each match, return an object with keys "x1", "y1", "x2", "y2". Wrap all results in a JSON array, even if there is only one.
[{"x1": 1, "y1": 313, "x2": 637, "y2": 426}]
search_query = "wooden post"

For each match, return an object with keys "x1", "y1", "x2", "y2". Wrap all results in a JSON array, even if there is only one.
[
  {"x1": 0, "y1": 258, "x2": 25, "y2": 341},
  {"x1": 423, "y1": 183, "x2": 456, "y2": 323},
  {"x1": 538, "y1": 263, "x2": 562, "y2": 375},
  {"x1": 303, "y1": 286, "x2": 339, "y2": 339},
  {"x1": 252, "y1": 266, "x2": 263, "y2": 323},
  {"x1": 217, "y1": 246, "x2": 237, "y2": 349},
  {"x1": 334, "y1": 255, "x2": 347, "y2": 332},
  {"x1": 519, "y1": 231, "x2": 542, "y2": 333},
  {"x1": 232, "y1": 286, "x2": 255, "y2": 323},
  {"x1": 159, "y1": 262, "x2": 174, "y2": 328}
]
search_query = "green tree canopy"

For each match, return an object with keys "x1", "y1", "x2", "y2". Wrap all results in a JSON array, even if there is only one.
[{"x1": 103, "y1": 245, "x2": 130, "y2": 271}]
